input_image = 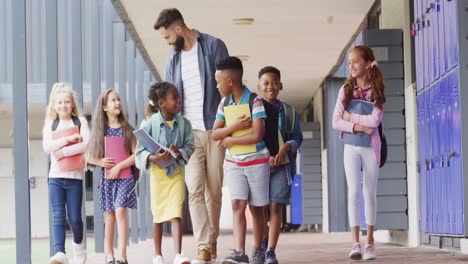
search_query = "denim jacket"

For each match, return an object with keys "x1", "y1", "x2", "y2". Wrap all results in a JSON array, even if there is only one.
[
  {"x1": 165, "y1": 29, "x2": 229, "y2": 130},
  {"x1": 135, "y1": 112, "x2": 195, "y2": 177}
]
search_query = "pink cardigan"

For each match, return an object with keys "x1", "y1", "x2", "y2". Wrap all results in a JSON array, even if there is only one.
[{"x1": 332, "y1": 86, "x2": 383, "y2": 166}]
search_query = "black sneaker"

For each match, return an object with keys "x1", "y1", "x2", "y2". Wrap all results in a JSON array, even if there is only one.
[
  {"x1": 221, "y1": 249, "x2": 249, "y2": 264},
  {"x1": 250, "y1": 249, "x2": 265, "y2": 264},
  {"x1": 265, "y1": 249, "x2": 278, "y2": 264},
  {"x1": 261, "y1": 237, "x2": 268, "y2": 253}
]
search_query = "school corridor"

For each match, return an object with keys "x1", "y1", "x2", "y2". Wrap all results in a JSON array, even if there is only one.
[
  {"x1": 84, "y1": 232, "x2": 468, "y2": 264},
  {"x1": 2, "y1": 0, "x2": 468, "y2": 263}
]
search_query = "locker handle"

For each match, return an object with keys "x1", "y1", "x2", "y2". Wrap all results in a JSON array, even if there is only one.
[
  {"x1": 425, "y1": 159, "x2": 432, "y2": 170},
  {"x1": 425, "y1": 3, "x2": 434, "y2": 13},
  {"x1": 446, "y1": 152, "x2": 455, "y2": 167}
]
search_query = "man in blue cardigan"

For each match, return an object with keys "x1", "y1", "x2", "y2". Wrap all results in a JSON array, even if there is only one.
[{"x1": 155, "y1": 8, "x2": 229, "y2": 264}]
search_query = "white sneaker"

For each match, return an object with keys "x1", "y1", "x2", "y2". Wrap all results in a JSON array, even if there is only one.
[
  {"x1": 363, "y1": 244, "x2": 377, "y2": 260},
  {"x1": 73, "y1": 241, "x2": 87, "y2": 264},
  {"x1": 348, "y1": 243, "x2": 362, "y2": 260},
  {"x1": 153, "y1": 255, "x2": 164, "y2": 264},
  {"x1": 50, "y1": 252, "x2": 69, "y2": 264},
  {"x1": 173, "y1": 253, "x2": 190, "y2": 264}
]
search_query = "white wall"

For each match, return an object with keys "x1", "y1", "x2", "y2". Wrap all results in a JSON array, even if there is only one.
[
  {"x1": 1, "y1": 140, "x2": 50, "y2": 239},
  {"x1": 374, "y1": 0, "x2": 420, "y2": 247}
]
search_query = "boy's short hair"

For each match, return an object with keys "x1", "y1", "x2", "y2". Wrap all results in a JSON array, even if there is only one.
[
  {"x1": 216, "y1": 56, "x2": 243, "y2": 76},
  {"x1": 258, "y1": 66, "x2": 281, "y2": 80},
  {"x1": 154, "y1": 8, "x2": 185, "y2": 30}
]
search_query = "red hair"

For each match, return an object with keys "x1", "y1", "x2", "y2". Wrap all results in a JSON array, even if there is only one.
[{"x1": 342, "y1": 45, "x2": 385, "y2": 110}]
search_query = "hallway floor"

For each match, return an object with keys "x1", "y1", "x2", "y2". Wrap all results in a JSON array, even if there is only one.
[{"x1": 86, "y1": 232, "x2": 468, "y2": 264}]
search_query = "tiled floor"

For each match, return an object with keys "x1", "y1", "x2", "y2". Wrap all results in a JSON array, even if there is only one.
[{"x1": 86, "y1": 232, "x2": 468, "y2": 264}]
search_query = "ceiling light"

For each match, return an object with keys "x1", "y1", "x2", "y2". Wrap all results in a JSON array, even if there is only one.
[
  {"x1": 236, "y1": 55, "x2": 249, "y2": 61},
  {"x1": 232, "y1": 18, "x2": 255, "y2": 25}
]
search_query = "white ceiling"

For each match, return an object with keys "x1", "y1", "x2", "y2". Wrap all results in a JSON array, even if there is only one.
[{"x1": 119, "y1": 0, "x2": 375, "y2": 112}]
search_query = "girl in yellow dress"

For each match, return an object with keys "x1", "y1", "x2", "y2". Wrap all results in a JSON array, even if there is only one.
[{"x1": 135, "y1": 81, "x2": 194, "y2": 264}]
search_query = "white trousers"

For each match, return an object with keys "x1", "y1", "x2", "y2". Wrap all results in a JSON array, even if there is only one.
[{"x1": 343, "y1": 144, "x2": 379, "y2": 227}]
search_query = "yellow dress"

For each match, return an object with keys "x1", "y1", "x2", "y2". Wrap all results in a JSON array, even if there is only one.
[{"x1": 149, "y1": 120, "x2": 184, "y2": 223}]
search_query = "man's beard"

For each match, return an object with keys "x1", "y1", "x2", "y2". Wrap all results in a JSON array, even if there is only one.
[{"x1": 174, "y1": 35, "x2": 185, "y2": 51}]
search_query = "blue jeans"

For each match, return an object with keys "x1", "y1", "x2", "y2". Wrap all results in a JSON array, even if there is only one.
[{"x1": 48, "y1": 178, "x2": 84, "y2": 254}]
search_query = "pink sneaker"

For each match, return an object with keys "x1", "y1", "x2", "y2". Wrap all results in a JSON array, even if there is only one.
[
  {"x1": 363, "y1": 244, "x2": 376, "y2": 260},
  {"x1": 348, "y1": 243, "x2": 362, "y2": 260}
]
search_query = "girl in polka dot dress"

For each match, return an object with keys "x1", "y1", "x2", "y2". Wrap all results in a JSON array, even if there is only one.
[{"x1": 86, "y1": 89, "x2": 136, "y2": 264}]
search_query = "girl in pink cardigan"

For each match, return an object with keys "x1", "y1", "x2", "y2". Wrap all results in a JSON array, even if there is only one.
[{"x1": 332, "y1": 45, "x2": 385, "y2": 261}]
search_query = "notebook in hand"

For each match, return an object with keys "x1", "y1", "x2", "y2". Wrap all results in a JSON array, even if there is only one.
[
  {"x1": 224, "y1": 104, "x2": 256, "y2": 155},
  {"x1": 133, "y1": 129, "x2": 176, "y2": 168},
  {"x1": 343, "y1": 99, "x2": 374, "y2": 147},
  {"x1": 52, "y1": 126, "x2": 85, "y2": 171},
  {"x1": 104, "y1": 136, "x2": 132, "y2": 179}
]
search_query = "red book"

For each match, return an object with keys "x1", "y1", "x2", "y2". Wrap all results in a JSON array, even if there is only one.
[
  {"x1": 52, "y1": 126, "x2": 85, "y2": 171},
  {"x1": 104, "y1": 136, "x2": 132, "y2": 179}
]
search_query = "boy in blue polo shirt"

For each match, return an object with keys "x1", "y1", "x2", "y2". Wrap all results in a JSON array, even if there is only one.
[{"x1": 212, "y1": 57, "x2": 270, "y2": 264}]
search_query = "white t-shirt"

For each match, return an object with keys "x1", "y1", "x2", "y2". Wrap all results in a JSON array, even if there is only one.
[{"x1": 181, "y1": 42, "x2": 205, "y2": 130}]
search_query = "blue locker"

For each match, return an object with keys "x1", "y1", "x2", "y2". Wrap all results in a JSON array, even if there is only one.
[
  {"x1": 445, "y1": 75, "x2": 456, "y2": 234},
  {"x1": 451, "y1": 70, "x2": 463, "y2": 234},
  {"x1": 439, "y1": 78, "x2": 451, "y2": 234},
  {"x1": 431, "y1": 83, "x2": 442, "y2": 234},
  {"x1": 443, "y1": 0, "x2": 451, "y2": 71},
  {"x1": 447, "y1": 0, "x2": 459, "y2": 69},
  {"x1": 422, "y1": 2, "x2": 429, "y2": 89},
  {"x1": 430, "y1": 0, "x2": 440, "y2": 81},
  {"x1": 415, "y1": 0, "x2": 423, "y2": 91},
  {"x1": 425, "y1": 89, "x2": 433, "y2": 233},
  {"x1": 434, "y1": 84, "x2": 441, "y2": 233},
  {"x1": 291, "y1": 174, "x2": 303, "y2": 225},
  {"x1": 417, "y1": 94, "x2": 427, "y2": 232},
  {"x1": 439, "y1": 81, "x2": 448, "y2": 234},
  {"x1": 425, "y1": 0, "x2": 435, "y2": 85},
  {"x1": 437, "y1": 0, "x2": 447, "y2": 76},
  {"x1": 422, "y1": 0, "x2": 434, "y2": 86}
]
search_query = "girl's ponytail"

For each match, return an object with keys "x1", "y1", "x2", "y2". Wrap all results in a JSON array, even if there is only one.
[{"x1": 368, "y1": 62, "x2": 385, "y2": 110}]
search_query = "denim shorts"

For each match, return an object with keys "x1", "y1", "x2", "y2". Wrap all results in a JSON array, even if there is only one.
[
  {"x1": 224, "y1": 160, "x2": 270, "y2": 207},
  {"x1": 269, "y1": 165, "x2": 291, "y2": 204}
]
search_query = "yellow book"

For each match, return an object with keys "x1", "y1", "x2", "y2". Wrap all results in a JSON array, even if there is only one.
[{"x1": 224, "y1": 104, "x2": 256, "y2": 155}]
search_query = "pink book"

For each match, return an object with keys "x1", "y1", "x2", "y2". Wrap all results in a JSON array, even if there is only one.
[
  {"x1": 52, "y1": 126, "x2": 85, "y2": 171},
  {"x1": 104, "y1": 136, "x2": 132, "y2": 179}
]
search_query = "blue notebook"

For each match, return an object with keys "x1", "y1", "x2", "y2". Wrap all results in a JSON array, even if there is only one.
[
  {"x1": 343, "y1": 99, "x2": 374, "y2": 147},
  {"x1": 133, "y1": 129, "x2": 176, "y2": 168}
]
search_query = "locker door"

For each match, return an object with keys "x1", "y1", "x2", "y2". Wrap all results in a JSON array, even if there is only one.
[
  {"x1": 430, "y1": 0, "x2": 440, "y2": 81},
  {"x1": 434, "y1": 84, "x2": 441, "y2": 234},
  {"x1": 415, "y1": 0, "x2": 424, "y2": 91},
  {"x1": 439, "y1": 81, "x2": 448, "y2": 234},
  {"x1": 443, "y1": 0, "x2": 451, "y2": 70},
  {"x1": 417, "y1": 94, "x2": 427, "y2": 232},
  {"x1": 422, "y1": 2, "x2": 429, "y2": 88},
  {"x1": 436, "y1": 0, "x2": 447, "y2": 76},
  {"x1": 451, "y1": 70, "x2": 464, "y2": 234},
  {"x1": 447, "y1": 0, "x2": 459, "y2": 69},
  {"x1": 424, "y1": 0, "x2": 435, "y2": 85},
  {"x1": 444, "y1": 76, "x2": 456, "y2": 234},
  {"x1": 425, "y1": 90, "x2": 433, "y2": 233}
]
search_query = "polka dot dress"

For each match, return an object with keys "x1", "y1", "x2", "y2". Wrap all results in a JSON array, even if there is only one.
[{"x1": 100, "y1": 126, "x2": 137, "y2": 212}]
